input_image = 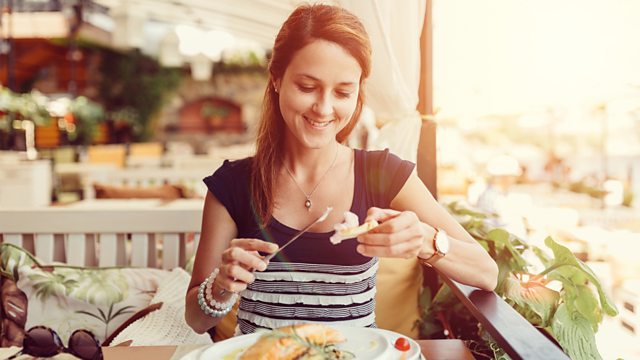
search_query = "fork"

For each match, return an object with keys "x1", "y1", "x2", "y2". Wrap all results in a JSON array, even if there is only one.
[
  {"x1": 218, "y1": 206, "x2": 333, "y2": 296},
  {"x1": 265, "y1": 206, "x2": 333, "y2": 261}
]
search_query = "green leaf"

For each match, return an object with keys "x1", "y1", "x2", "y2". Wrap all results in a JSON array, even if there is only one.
[
  {"x1": 542, "y1": 237, "x2": 618, "y2": 317},
  {"x1": 573, "y1": 284, "x2": 602, "y2": 331},
  {"x1": 531, "y1": 246, "x2": 553, "y2": 268},
  {"x1": 487, "y1": 229, "x2": 528, "y2": 271},
  {"x1": 447, "y1": 201, "x2": 490, "y2": 218},
  {"x1": 431, "y1": 284, "x2": 456, "y2": 308},
  {"x1": 495, "y1": 247, "x2": 516, "y2": 291},
  {"x1": 503, "y1": 274, "x2": 559, "y2": 326},
  {"x1": 551, "y1": 304, "x2": 602, "y2": 360}
]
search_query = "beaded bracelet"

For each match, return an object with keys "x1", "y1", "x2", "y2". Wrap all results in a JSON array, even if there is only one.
[
  {"x1": 205, "y1": 268, "x2": 238, "y2": 309},
  {"x1": 197, "y1": 268, "x2": 238, "y2": 317}
]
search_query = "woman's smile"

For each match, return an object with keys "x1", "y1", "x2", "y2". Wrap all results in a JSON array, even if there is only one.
[{"x1": 303, "y1": 115, "x2": 335, "y2": 129}]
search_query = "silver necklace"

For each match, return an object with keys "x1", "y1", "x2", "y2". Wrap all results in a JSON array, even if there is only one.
[{"x1": 284, "y1": 144, "x2": 339, "y2": 211}]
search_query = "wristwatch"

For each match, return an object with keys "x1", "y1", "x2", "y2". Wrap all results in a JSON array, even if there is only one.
[{"x1": 419, "y1": 228, "x2": 449, "y2": 267}]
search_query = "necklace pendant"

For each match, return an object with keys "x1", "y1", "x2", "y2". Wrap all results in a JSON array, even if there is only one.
[{"x1": 304, "y1": 198, "x2": 312, "y2": 210}]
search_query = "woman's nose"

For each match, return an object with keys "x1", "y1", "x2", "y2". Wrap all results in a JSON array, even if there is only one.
[{"x1": 312, "y1": 93, "x2": 333, "y2": 116}]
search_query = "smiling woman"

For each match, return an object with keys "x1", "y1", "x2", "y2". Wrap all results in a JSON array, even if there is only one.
[{"x1": 184, "y1": 3, "x2": 498, "y2": 339}]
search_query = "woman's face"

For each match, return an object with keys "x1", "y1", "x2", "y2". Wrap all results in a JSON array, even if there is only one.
[{"x1": 276, "y1": 39, "x2": 362, "y2": 149}]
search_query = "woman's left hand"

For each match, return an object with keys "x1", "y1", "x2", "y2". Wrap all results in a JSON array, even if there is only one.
[{"x1": 356, "y1": 207, "x2": 435, "y2": 259}]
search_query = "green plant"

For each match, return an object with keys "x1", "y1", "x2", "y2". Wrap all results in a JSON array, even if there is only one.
[
  {"x1": 416, "y1": 201, "x2": 618, "y2": 360},
  {"x1": 68, "y1": 96, "x2": 105, "y2": 145},
  {"x1": 0, "y1": 87, "x2": 51, "y2": 125},
  {"x1": 98, "y1": 50, "x2": 182, "y2": 141}
]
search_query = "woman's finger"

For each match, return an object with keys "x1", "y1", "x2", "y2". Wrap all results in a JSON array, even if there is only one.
[
  {"x1": 358, "y1": 224, "x2": 423, "y2": 246},
  {"x1": 222, "y1": 246, "x2": 268, "y2": 271},
  {"x1": 215, "y1": 272, "x2": 249, "y2": 293},
  {"x1": 368, "y1": 211, "x2": 419, "y2": 235},
  {"x1": 230, "y1": 238, "x2": 279, "y2": 254},
  {"x1": 364, "y1": 207, "x2": 401, "y2": 224},
  {"x1": 357, "y1": 236, "x2": 424, "y2": 259}
]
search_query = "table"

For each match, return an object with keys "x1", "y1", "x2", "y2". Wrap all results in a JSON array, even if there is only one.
[{"x1": 1, "y1": 339, "x2": 474, "y2": 359}]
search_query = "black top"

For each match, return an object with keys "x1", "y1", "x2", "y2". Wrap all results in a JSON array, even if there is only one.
[{"x1": 203, "y1": 148, "x2": 415, "y2": 334}]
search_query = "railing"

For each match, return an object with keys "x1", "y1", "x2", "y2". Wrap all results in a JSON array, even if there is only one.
[
  {"x1": 55, "y1": 164, "x2": 215, "y2": 199},
  {"x1": 441, "y1": 275, "x2": 570, "y2": 360},
  {"x1": 0, "y1": 200, "x2": 570, "y2": 358},
  {"x1": 0, "y1": 199, "x2": 202, "y2": 269}
]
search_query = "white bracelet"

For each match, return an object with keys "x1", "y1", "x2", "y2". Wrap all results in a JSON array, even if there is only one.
[
  {"x1": 198, "y1": 282, "x2": 230, "y2": 318},
  {"x1": 204, "y1": 269, "x2": 238, "y2": 309}
]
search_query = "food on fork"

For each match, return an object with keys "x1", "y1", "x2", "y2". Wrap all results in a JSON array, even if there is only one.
[
  {"x1": 239, "y1": 324, "x2": 353, "y2": 360},
  {"x1": 329, "y1": 211, "x2": 378, "y2": 245}
]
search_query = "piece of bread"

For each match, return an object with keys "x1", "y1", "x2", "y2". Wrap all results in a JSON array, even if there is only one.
[
  {"x1": 329, "y1": 211, "x2": 379, "y2": 245},
  {"x1": 239, "y1": 324, "x2": 346, "y2": 360}
]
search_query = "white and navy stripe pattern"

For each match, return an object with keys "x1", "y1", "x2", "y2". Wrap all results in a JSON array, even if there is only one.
[
  {"x1": 237, "y1": 258, "x2": 379, "y2": 334},
  {"x1": 204, "y1": 149, "x2": 416, "y2": 336}
]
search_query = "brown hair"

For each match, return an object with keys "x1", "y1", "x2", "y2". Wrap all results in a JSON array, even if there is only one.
[{"x1": 251, "y1": 4, "x2": 372, "y2": 226}]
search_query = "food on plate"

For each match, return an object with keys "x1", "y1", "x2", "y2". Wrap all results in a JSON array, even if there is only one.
[
  {"x1": 329, "y1": 211, "x2": 378, "y2": 245},
  {"x1": 239, "y1": 324, "x2": 354, "y2": 360}
]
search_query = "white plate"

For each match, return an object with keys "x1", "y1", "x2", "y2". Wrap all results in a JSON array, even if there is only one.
[{"x1": 180, "y1": 326, "x2": 421, "y2": 360}]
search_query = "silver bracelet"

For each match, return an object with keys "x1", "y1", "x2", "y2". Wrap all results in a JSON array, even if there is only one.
[{"x1": 197, "y1": 268, "x2": 237, "y2": 317}]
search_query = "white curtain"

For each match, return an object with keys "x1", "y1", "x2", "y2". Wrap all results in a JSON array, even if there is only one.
[{"x1": 339, "y1": 0, "x2": 426, "y2": 162}]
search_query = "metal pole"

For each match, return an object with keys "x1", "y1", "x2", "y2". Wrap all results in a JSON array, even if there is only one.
[
  {"x1": 6, "y1": 0, "x2": 15, "y2": 91},
  {"x1": 417, "y1": 0, "x2": 437, "y2": 199}
]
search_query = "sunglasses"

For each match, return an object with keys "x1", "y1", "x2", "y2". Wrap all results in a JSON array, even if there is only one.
[{"x1": 8, "y1": 326, "x2": 103, "y2": 360}]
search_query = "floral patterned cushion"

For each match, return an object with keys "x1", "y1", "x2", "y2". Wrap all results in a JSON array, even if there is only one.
[
  {"x1": 0, "y1": 243, "x2": 168, "y2": 346},
  {"x1": 109, "y1": 268, "x2": 212, "y2": 346}
]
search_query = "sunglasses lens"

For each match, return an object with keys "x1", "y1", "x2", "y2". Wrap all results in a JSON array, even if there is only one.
[
  {"x1": 23, "y1": 327, "x2": 62, "y2": 357},
  {"x1": 69, "y1": 330, "x2": 102, "y2": 360}
]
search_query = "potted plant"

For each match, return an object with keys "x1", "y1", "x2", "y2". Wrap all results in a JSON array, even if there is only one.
[
  {"x1": 67, "y1": 96, "x2": 105, "y2": 145},
  {"x1": 416, "y1": 201, "x2": 618, "y2": 359}
]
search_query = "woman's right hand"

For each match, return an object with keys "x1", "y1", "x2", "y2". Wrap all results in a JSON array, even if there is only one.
[{"x1": 215, "y1": 238, "x2": 279, "y2": 293}]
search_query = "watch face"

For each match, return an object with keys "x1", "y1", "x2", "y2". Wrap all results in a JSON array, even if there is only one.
[{"x1": 435, "y1": 230, "x2": 450, "y2": 254}]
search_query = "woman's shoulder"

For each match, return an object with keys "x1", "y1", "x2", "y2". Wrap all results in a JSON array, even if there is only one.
[
  {"x1": 356, "y1": 148, "x2": 413, "y2": 167},
  {"x1": 214, "y1": 156, "x2": 253, "y2": 176},
  {"x1": 203, "y1": 156, "x2": 253, "y2": 190}
]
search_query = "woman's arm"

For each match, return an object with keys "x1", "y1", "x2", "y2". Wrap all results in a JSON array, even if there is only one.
[
  {"x1": 358, "y1": 171, "x2": 498, "y2": 291},
  {"x1": 185, "y1": 192, "x2": 276, "y2": 334}
]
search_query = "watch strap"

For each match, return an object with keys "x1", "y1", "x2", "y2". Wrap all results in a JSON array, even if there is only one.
[{"x1": 419, "y1": 228, "x2": 440, "y2": 267}]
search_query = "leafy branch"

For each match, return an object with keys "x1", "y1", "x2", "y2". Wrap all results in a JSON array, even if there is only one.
[{"x1": 416, "y1": 201, "x2": 618, "y2": 360}]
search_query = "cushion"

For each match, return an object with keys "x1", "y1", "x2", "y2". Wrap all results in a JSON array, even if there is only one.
[
  {"x1": 375, "y1": 257, "x2": 422, "y2": 339},
  {"x1": 93, "y1": 183, "x2": 185, "y2": 200},
  {"x1": 0, "y1": 243, "x2": 167, "y2": 346},
  {"x1": 213, "y1": 303, "x2": 238, "y2": 342},
  {"x1": 108, "y1": 268, "x2": 212, "y2": 346},
  {"x1": 103, "y1": 302, "x2": 163, "y2": 346}
]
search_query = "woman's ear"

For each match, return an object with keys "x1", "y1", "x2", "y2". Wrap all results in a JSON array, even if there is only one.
[{"x1": 273, "y1": 79, "x2": 281, "y2": 94}]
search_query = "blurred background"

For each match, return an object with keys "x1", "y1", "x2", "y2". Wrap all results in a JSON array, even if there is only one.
[{"x1": 1, "y1": 0, "x2": 639, "y2": 358}]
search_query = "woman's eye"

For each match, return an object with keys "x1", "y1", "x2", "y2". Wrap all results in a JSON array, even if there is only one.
[
  {"x1": 297, "y1": 85, "x2": 315, "y2": 93},
  {"x1": 336, "y1": 91, "x2": 352, "y2": 99}
]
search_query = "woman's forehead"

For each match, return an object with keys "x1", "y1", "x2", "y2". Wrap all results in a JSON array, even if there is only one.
[{"x1": 284, "y1": 39, "x2": 362, "y2": 85}]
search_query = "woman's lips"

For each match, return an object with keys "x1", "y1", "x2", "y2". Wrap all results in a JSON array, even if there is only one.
[{"x1": 304, "y1": 115, "x2": 334, "y2": 129}]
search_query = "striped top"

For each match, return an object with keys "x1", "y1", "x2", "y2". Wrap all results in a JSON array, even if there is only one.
[{"x1": 203, "y1": 149, "x2": 415, "y2": 334}]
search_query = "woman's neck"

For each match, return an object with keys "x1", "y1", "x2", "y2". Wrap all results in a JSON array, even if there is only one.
[{"x1": 283, "y1": 141, "x2": 341, "y2": 178}]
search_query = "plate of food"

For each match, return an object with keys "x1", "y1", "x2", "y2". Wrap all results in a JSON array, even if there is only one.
[{"x1": 180, "y1": 324, "x2": 421, "y2": 360}]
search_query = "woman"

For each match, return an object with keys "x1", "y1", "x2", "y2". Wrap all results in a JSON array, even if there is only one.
[{"x1": 185, "y1": 4, "x2": 498, "y2": 336}]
